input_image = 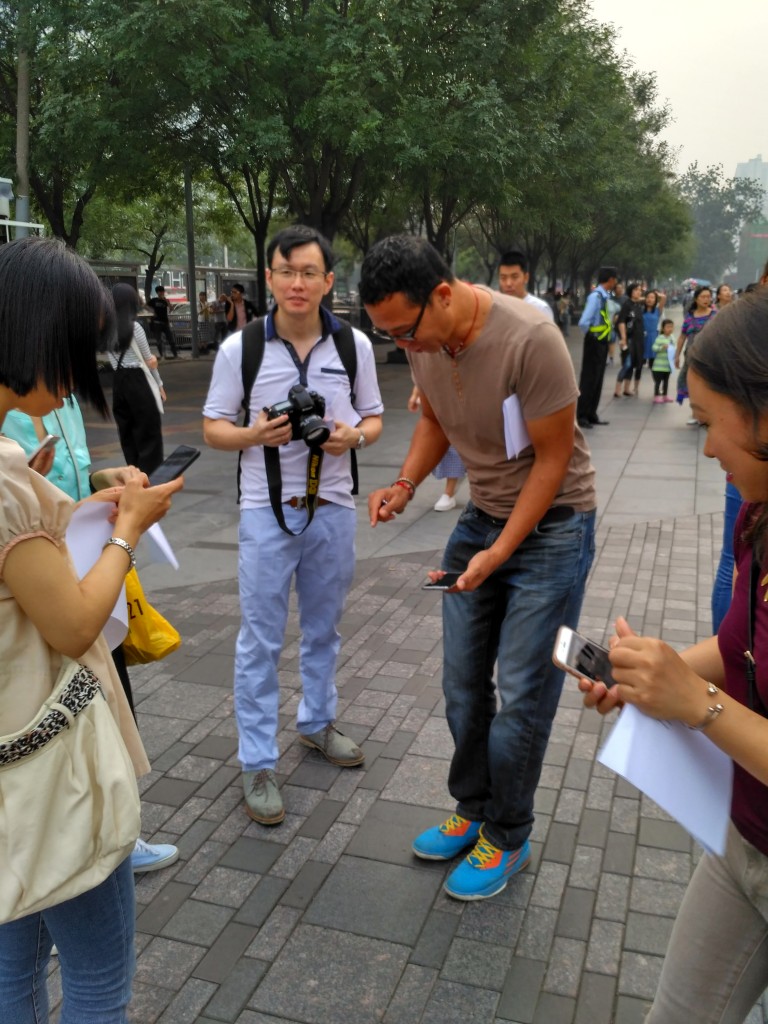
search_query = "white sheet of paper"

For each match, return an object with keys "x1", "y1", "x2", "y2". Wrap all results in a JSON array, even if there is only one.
[
  {"x1": 66, "y1": 503, "x2": 128, "y2": 649},
  {"x1": 598, "y1": 704, "x2": 732, "y2": 855},
  {"x1": 145, "y1": 523, "x2": 179, "y2": 570},
  {"x1": 502, "y1": 395, "x2": 532, "y2": 459}
]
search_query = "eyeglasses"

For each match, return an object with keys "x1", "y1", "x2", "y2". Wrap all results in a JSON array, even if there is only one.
[
  {"x1": 370, "y1": 296, "x2": 429, "y2": 344},
  {"x1": 270, "y1": 267, "x2": 327, "y2": 283}
]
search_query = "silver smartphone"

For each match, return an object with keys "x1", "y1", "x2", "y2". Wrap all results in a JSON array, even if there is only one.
[
  {"x1": 552, "y1": 625, "x2": 617, "y2": 687},
  {"x1": 27, "y1": 433, "x2": 60, "y2": 464}
]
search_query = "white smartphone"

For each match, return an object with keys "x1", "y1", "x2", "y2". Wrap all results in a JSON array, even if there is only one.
[
  {"x1": 27, "y1": 433, "x2": 60, "y2": 465},
  {"x1": 552, "y1": 625, "x2": 617, "y2": 687}
]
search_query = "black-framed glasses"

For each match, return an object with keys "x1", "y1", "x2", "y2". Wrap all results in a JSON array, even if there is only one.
[
  {"x1": 370, "y1": 295, "x2": 429, "y2": 344},
  {"x1": 270, "y1": 267, "x2": 327, "y2": 283}
]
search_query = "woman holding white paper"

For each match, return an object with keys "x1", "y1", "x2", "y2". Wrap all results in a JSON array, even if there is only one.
[
  {"x1": 581, "y1": 287, "x2": 768, "y2": 1024},
  {"x1": 0, "y1": 237, "x2": 182, "y2": 1021}
]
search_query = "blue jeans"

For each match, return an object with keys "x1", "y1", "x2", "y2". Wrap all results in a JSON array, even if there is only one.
[
  {"x1": 441, "y1": 502, "x2": 596, "y2": 850},
  {"x1": 712, "y1": 480, "x2": 743, "y2": 633},
  {"x1": 235, "y1": 504, "x2": 357, "y2": 771},
  {"x1": 0, "y1": 857, "x2": 135, "y2": 1023}
]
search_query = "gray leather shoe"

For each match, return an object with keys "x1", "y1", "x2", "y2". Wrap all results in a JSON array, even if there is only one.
[
  {"x1": 243, "y1": 769, "x2": 285, "y2": 825},
  {"x1": 299, "y1": 724, "x2": 365, "y2": 767}
]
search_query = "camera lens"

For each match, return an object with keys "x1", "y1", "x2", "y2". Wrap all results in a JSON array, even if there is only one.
[{"x1": 301, "y1": 415, "x2": 330, "y2": 445}]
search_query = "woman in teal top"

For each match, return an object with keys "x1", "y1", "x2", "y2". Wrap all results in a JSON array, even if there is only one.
[{"x1": 2, "y1": 399, "x2": 91, "y2": 501}]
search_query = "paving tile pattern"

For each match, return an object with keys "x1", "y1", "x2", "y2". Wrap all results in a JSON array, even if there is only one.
[
  {"x1": 41, "y1": 351, "x2": 767, "y2": 1023},
  {"x1": 41, "y1": 510, "x2": 767, "y2": 1023}
]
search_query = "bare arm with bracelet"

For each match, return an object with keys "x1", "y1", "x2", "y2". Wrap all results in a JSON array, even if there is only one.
[{"x1": 3, "y1": 470, "x2": 183, "y2": 659}]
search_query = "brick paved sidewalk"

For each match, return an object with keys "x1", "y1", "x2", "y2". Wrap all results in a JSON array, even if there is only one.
[
  {"x1": 41, "y1": 333, "x2": 767, "y2": 1023},
  {"x1": 49, "y1": 506, "x2": 768, "y2": 1024}
]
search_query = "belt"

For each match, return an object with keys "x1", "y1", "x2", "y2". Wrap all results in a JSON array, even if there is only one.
[
  {"x1": 285, "y1": 496, "x2": 331, "y2": 510},
  {"x1": 475, "y1": 504, "x2": 575, "y2": 528}
]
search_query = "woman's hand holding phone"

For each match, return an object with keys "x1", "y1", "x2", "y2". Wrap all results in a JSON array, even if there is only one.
[{"x1": 114, "y1": 472, "x2": 184, "y2": 540}]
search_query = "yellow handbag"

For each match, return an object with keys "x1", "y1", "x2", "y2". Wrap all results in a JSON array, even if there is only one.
[{"x1": 122, "y1": 567, "x2": 181, "y2": 665}]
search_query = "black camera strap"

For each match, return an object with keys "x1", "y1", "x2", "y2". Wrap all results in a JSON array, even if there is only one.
[{"x1": 263, "y1": 443, "x2": 324, "y2": 536}]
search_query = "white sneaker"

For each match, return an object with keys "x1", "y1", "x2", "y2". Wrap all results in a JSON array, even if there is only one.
[
  {"x1": 434, "y1": 494, "x2": 457, "y2": 512},
  {"x1": 131, "y1": 837, "x2": 180, "y2": 873}
]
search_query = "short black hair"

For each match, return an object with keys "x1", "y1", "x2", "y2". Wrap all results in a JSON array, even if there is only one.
[
  {"x1": 156, "y1": 285, "x2": 165, "y2": 293},
  {"x1": 359, "y1": 235, "x2": 454, "y2": 306},
  {"x1": 499, "y1": 250, "x2": 527, "y2": 273},
  {"x1": 661, "y1": 318, "x2": 674, "y2": 330},
  {"x1": 0, "y1": 237, "x2": 111, "y2": 417},
  {"x1": 267, "y1": 225, "x2": 334, "y2": 272},
  {"x1": 597, "y1": 267, "x2": 618, "y2": 284},
  {"x1": 231, "y1": 283, "x2": 244, "y2": 293}
]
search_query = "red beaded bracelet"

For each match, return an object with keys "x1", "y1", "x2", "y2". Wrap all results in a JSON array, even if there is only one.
[{"x1": 393, "y1": 477, "x2": 416, "y2": 498}]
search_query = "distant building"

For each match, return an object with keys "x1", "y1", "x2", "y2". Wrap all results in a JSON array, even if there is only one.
[
  {"x1": 735, "y1": 155, "x2": 768, "y2": 218},
  {"x1": 733, "y1": 156, "x2": 768, "y2": 287}
]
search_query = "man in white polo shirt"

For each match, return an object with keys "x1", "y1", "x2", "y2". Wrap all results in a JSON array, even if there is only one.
[{"x1": 203, "y1": 225, "x2": 384, "y2": 825}]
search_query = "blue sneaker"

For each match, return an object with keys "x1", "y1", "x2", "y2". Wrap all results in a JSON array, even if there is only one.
[
  {"x1": 444, "y1": 835, "x2": 530, "y2": 900},
  {"x1": 412, "y1": 814, "x2": 482, "y2": 861},
  {"x1": 131, "y1": 838, "x2": 179, "y2": 874}
]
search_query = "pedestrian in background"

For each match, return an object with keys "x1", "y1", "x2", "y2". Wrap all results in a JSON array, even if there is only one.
[
  {"x1": 109, "y1": 283, "x2": 166, "y2": 475},
  {"x1": 650, "y1": 318, "x2": 675, "y2": 403}
]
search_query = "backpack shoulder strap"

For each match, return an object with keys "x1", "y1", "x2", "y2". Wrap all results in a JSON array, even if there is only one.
[
  {"x1": 330, "y1": 319, "x2": 360, "y2": 494},
  {"x1": 331, "y1": 319, "x2": 357, "y2": 401},
  {"x1": 241, "y1": 317, "x2": 266, "y2": 427},
  {"x1": 237, "y1": 317, "x2": 266, "y2": 503}
]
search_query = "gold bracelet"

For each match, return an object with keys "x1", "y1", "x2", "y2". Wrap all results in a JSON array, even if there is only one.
[{"x1": 688, "y1": 682, "x2": 724, "y2": 731}]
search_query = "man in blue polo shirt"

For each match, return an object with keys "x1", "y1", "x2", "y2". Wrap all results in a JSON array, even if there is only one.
[
  {"x1": 203, "y1": 226, "x2": 384, "y2": 825},
  {"x1": 576, "y1": 266, "x2": 618, "y2": 428}
]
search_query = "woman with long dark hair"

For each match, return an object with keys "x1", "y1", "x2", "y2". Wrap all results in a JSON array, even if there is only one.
[
  {"x1": 109, "y1": 284, "x2": 165, "y2": 474},
  {"x1": 581, "y1": 289, "x2": 768, "y2": 1022},
  {"x1": 0, "y1": 237, "x2": 182, "y2": 1021},
  {"x1": 613, "y1": 282, "x2": 645, "y2": 397}
]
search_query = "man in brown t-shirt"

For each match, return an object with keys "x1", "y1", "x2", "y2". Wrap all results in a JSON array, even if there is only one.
[{"x1": 360, "y1": 235, "x2": 597, "y2": 902}]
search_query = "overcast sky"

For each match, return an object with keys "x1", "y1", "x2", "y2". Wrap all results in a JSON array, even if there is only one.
[{"x1": 588, "y1": 0, "x2": 766, "y2": 176}]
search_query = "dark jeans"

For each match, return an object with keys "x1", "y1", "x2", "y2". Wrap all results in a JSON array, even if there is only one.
[
  {"x1": 615, "y1": 346, "x2": 633, "y2": 384},
  {"x1": 576, "y1": 333, "x2": 608, "y2": 421},
  {"x1": 441, "y1": 502, "x2": 596, "y2": 850},
  {"x1": 151, "y1": 322, "x2": 177, "y2": 358}
]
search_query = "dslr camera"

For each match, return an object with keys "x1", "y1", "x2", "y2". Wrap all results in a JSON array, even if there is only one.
[{"x1": 266, "y1": 384, "x2": 330, "y2": 446}]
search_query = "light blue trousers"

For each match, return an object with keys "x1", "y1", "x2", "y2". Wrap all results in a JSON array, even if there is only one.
[{"x1": 235, "y1": 504, "x2": 356, "y2": 771}]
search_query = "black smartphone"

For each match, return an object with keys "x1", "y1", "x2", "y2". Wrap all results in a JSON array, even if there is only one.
[
  {"x1": 148, "y1": 445, "x2": 201, "y2": 485},
  {"x1": 552, "y1": 625, "x2": 617, "y2": 687},
  {"x1": 421, "y1": 571, "x2": 463, "y2": 591}
]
